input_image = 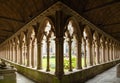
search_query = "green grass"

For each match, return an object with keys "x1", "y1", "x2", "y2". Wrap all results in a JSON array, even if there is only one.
[{"x1": 42, "y1": 56, "x2": 85, "y2": 71}]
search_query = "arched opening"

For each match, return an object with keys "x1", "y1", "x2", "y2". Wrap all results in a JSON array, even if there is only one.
[
  {"x1": 15, "y1": 36, "x2": 20, "y2": 64},
  {"x1": 40, "y1": 20, "x2": 55, "y2": 71},
  {"x1": 83, "y1": 26, "x2": 93, "y2": 67},
  {"x1": 20, "y1": 32, "x2": 27, "y2": 66},
  {"x1": 27, "y1": 27, "x2": 37, "y2": 68},
  {"x1": 93, "y1": 31, "x2": 100, "y2": 64},
  {"x1": 64, "y1": 20, "x2": 80, "y2": 71}
]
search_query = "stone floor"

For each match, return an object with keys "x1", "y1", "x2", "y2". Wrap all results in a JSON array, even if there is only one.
[
  {"x1": 16, "y1": 72, "x2": 35, "y2": 83},
  {"x1": 85, "y1": 66, "x2": 120, "y2": 83}
]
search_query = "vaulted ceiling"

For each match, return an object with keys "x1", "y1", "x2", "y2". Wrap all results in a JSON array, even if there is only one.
[{"x1": 0, "y1": 0, "x2": 120, "y2": 43}]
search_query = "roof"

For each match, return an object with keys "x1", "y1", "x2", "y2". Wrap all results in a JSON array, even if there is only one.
[{"x1": 0, "y1": 0, "x2": 120, "y2": 43}]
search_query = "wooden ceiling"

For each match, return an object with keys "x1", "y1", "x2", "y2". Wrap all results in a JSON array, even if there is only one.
[{"x1": 0, "y1": 0, "x2": 120, "y2": 44}]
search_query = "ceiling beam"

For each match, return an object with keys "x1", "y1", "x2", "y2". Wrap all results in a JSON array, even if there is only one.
[
  {"x1": 84, "y1": 0, "x2": 120, "y2": 12},
  {"x1": 0, "y1": 16, "x2": 24, "y2": 23}
]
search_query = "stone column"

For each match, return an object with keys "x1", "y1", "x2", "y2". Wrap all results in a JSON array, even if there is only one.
[
  {"x1": 84, "y1": 39, "x2": 87, "y2": 67},
  {"x1": 19, "y1": 43, "x2": 22, "y2": 65},
  {"x1": 15, "y1": 44, "x2": 18, "y2": 63},
  {"x1": 46, "y1": 39, "x2": 50, "y2": 71},
  {"x1": 68, "y1": 38, "x2": 72, "y2": 71},
  {"x1": 55, "y1": 38, "x2": 64, "y2": 78},
  {"x1": 11, "y1": 43, "x2": 13, "y2": 61},
  {"x1": 101, "y1": 43, "x2": 105, "y2": 63},
  {"x1": 36, "y1": 42, "x2": 42, "y2": 69},
  {"x1": 112, "y1": 44, "x2": 115, "y2": 60},
  {"x1": 109, "y1": 43, "x2": 112, "y2": 61},
  {"x1": 96, "y1": 43, "x2": 100, "y2": 64},
  {"x1": 105, "y1": 42, "x2": 108, "y2": 62},
  {"x1": 86, "y1": 39, "x2": 93, "y2": 66},
  {"x1": 31, "y1": 43, "x2": 35, "y2": 68},
  {"x1": 17, "y1": 44, "x2": 20, "y2": 64},
  {"x1": 76, "y1": 40, "x2": 82, "y2": 69},
  {"x1": 54, "y1": 11, "x2": 65, "y2": 79},
  {"x1": 92, "y1": 43, "x2": 95, "y2": 65},
  {"x1": 111, "y1": 43, "x2": 113, "y2": 60},
  {"x1": 108, "y1": 42, "x2": 110, "y2": 61},
  {"x1": 27, "y1": 44, "x2": 31, "y2": 67}
]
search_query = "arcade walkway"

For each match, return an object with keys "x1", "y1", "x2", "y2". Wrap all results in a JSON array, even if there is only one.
[
  {"x1": 86, "y1": 66, "x2": 120, "y2": 83},
  {"x1": 16, "y1": 65, "x2": 120, "y2": 83},
  {"x1": 16, "y1": 72, "x2": 35, "y2": 83}
]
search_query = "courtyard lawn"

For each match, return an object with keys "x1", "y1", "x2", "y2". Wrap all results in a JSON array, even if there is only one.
[{"x1": 42, "y1": 56, "x2": 85, "y2": 71}]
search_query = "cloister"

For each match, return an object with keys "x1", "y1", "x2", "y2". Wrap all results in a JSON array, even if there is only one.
[{"x1": 0, "y1": 1, "x2": 120, "y2": 83}]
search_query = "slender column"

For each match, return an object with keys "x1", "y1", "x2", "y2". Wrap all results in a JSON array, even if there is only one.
[
  {"x1": 113, "y1": 44, "x2": 115, "y2": 60},
  {"x1": 27, "y1": 44, "x2": 31, "y2": 67},
  {"x1": 84, "y1": 39, "x2": 87, "y2": 67},
  {"x1": 96, "y1": 43, "x2": 100, "y2": 64},
  {"x1": 68, "y1": 38, "x2": 72, "y2": 71},
  {"x1": 15, "y1": 44, "x2": 18, "y2": 62},
  {"x1": 108, "y1": 42, "x2": 110, "y2": 61},
  {"x1": 37, "y1": 42, "x2": 42, "y2": 69},
  {"x1": 86, "y1": 39, "x2": 93, "y2": 66},
  {"x1": 111, "y1": 44, "x2": 113, "y2": 60},
  {"x1": 31, "y1": 43, "x2": 35, "y2": 68},
  {"x1": 102, "y1": 43, "x2": 105, "y2": 63},
  {"x1": 46, "y1": 39, "x2": 50, "y2": 71},
  {"x1": 76, "y1": 40, "x2": 82, "y2": 69},
  {"x1": 105, "y1": 42, "x2": 108, "y2": 62},
  {"x1": 109, "y1": 43, "x2": 111, "y2": 61},
  {"x1": 17, "y1": 44, "x2": 20, "y2": 64},
  {"x1": 22, "y1": 44, "x2": 25, "y2": 65},
  {"x1": 92, "y1": 43, "x2": 96, "y2": 65},
  {"x1": 24, "y1": 44, "x2": 27, "y2": 66},
  {"x1": 19, "y1": 43, "x2": 22, "y2": 64},
  {"x1": 11, "y1": 43, "x2": 13, "y2": 61}
]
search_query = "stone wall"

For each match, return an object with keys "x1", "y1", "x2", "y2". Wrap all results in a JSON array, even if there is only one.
[{"x1": 1, "y1": 58, "x2": 120, "y2": 83}]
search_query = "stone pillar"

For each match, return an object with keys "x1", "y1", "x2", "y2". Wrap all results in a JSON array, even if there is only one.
[
  {"x1": 96, "y1": 43, "x2": 100, "y2": 64},
  {"x1": 15, "y1": 44, "x2": 18, "y2": 63},
  {"x1": 46, "y1": 39, "x2": 50, "y2": 71},
  {"x1": 86, "y1": 39, "x2": 93, "y2": 66},
  {"x1": 27, "y1": 44, "x2": 31, "y2": 67},
  {"x1": 84, "y1": 39, "x2": 87, "y2": 67},
  {"x1": 105, "y1": 42, "x2": 108, "y2": 62},
  {"x1": 54, "y1": 11, "x2": 65, "y2": 79},
  {"x1": 36, "y1": 42, "x2": 42, "y2": 69},
  {"x1": 11, "y1": 43, "x2": 13, "y2": 61},
  {"x1": 111, "y1": 43, "x2": 113, "y2": 60},
  {"x1": 108, "y1": 42, "x2": 110, "y2": 61},
  {"x1": 31, "y1": 43, "x2": 35, "y2": 68},
  {"x1": 76, "y1": 40, "x2": 82, "y2": 69},
  {"x1": 92, "y1": 43, "x2": 95, "y2": 65},
  {"x1": 19, "y1": 44, "x2": 22, "y2": 65},
  {"x1": 102, "y1": 43, "x2": 105, "y2": 63},
  {"x1": 55, "y1": 38, "x2": 64, "y2": 78},
  {"x1": 113, "y1": 44, "x2": 115, "y2": 60},
  {"x1": 17, "y1": 44, "x2": 20, "y2": 64},
  {"x1": 68, "y1": 38, "x2": 72, "y2": 71},
  {"x1": 109, "y1": 43, "x2": 111, "y2": 61}
]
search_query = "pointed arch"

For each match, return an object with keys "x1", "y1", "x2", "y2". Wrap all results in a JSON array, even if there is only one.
[
  {"x1": 83, "y1": 25, "x2": 92, "y2": 42},
  {"x1": 37, "y1": 17, "x2": 55, "y2": 43},
  {"x1": 65, "y1": 17, "x2": 82, "y2": 39},
  {"x1": 20, "y1": 32, "x2": 27, "y2": 65}
]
